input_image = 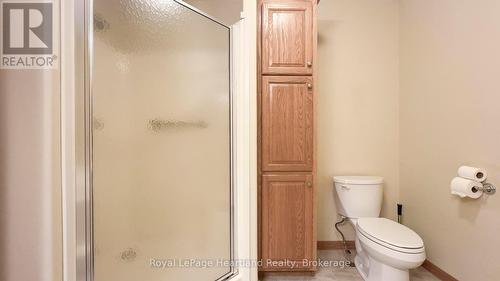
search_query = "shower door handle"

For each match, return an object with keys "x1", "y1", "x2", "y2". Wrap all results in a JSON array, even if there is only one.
[{"x1": 148, "y1": 119, "x2": 208, "y2": 131}]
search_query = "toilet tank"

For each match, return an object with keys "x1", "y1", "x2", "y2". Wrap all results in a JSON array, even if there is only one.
[{"x1": 333, "y1": 176, "x2": 384, "y2": 218}]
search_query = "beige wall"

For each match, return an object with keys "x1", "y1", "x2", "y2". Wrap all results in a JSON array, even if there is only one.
[
  {"x1": 317, "y1": 0, "x2": 400, "y2": 241},
  {"x1": 318, "y1": 1, "x2": 500, "y2": 279},
  {"x1": 185, "y1": 0, "x2": 242, "y2": 25},
  {"x1": 0, "y1": 59, "x2": 62, "y2": 281},
  {"x1": 400, "y1": 1, "x2": 500, "y2": 280},
  {"x1": 0, "y1": 1, "x2": 62, "y2": 280}
]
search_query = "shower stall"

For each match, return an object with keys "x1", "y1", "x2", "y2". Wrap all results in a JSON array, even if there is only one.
[{"x1": 72, "y1": 0, "x2": 255, "y2": 280}]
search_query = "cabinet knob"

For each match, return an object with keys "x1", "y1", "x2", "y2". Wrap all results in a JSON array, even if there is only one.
[
  {"x1": 307, "y1": 83, "x2": 313, "y2": 89},
  {"x1": 307, "y1": 61, "x2": 313, "y2": 67},
  {"x1": 306, "y1": 181, "x2": 312, "y2": 187}
]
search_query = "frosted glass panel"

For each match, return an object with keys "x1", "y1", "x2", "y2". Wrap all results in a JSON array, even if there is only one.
[{"x1": 91, "y1": 1, "x2": 232, "y2": 281}]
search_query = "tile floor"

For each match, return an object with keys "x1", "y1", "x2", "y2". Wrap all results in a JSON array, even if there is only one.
[{"x1": 262, "y1": 250, "x2": 440, "y2": 281}]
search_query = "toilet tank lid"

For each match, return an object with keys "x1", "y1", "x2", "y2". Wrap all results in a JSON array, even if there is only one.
[{"x1": 333, "y1": 176, "x2": 384, "y2": 185}]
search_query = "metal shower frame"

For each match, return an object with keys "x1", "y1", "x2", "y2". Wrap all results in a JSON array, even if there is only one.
[{"x1": 75, "y1": 1, "x2": 237, "y2": 280}]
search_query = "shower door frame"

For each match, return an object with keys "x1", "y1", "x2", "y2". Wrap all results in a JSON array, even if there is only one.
[{"x1": 72, "y1": 0, "x2": 246, "y2": 281}]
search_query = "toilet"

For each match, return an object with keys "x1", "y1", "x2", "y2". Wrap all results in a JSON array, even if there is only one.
[{"x1": 333, "y1": 176, "x2": 426, "y2": 281}]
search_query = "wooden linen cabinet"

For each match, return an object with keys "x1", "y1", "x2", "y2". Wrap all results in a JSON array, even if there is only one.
[{"x1": 258, "y1": 0, "x2": 318, "y2": 273}]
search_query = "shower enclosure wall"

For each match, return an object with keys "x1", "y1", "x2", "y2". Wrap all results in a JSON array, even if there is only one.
[{"x1": 71, "y1": 1, "x2": 254, "y2": 280}]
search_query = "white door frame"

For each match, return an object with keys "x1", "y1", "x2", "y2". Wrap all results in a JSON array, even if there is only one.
[{"x1": 231, "y1": 12, "x2": 258, "y2": 281}]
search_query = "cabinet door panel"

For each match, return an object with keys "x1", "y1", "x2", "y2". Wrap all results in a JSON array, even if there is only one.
[
  {"x1": 262, "y1": 1, "x2": 313, "y2": 75},
  {"x1": 262, "y1": 76, "x2": 313, "y2": 171},
  {"x1": 261, "y1": 173, "x2": 314, "y2": 271}
]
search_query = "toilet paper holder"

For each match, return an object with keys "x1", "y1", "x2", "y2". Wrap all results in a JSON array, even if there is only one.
[{"x1": 472, "y1": 182, "x2": 496, "y2": 195}]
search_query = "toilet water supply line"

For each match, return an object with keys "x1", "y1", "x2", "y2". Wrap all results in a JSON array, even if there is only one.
[
  {"x1": 335, "y1": 204, "x2": 403, "y2": 267},
  {"x1": 334, "y1": 216, "x2": 355, "y2": 266}
]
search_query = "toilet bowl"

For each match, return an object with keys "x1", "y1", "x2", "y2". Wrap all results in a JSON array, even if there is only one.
[
  {"x1": 355, "y1": 218, "x2": 425, "y2": 281},
  {"x1": 333, "y1": 176, "x2": 426, "y2": 281}
]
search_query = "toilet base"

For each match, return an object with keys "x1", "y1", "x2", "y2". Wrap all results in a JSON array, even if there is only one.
[{"x1": 355, "y1": 253, "x2": 409, "y2": 281}]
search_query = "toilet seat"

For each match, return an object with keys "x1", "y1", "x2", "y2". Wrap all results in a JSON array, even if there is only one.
[{"x1": 357, "y1": 218, "x2": 424, "y2": 254}]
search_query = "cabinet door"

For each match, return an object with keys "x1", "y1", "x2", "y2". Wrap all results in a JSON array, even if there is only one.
[
  {"x1": 262, "y1": 76, "x2": 313, "y2": 172},
  {"x1": 261, "y1": 173, "x2": 315, "y2": 271},
  {"x1": 261, "y1": 1, "x2": 313, "y2": 75}
]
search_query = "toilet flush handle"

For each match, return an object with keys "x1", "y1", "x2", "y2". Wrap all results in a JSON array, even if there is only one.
[{"x1": 341, "y1": 185, "x2": 350, "y2": 190}]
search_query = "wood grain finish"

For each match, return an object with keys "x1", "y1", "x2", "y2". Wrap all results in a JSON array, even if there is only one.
[
  {"x1": 262, "y1": 1, "x2": 313, "y2": 75},
  {"x1": 262, "y1": 76, "x2": 313, "y2": 171},
  {"x1": 261, "y1": 173, "x2": 315, "y2": 271},
  {"x1": 258, "y1": 0, "x2": 317, "y2": 273},
  {"x1": 422, "y1": 260, "x2": 459, "y2": 281}
]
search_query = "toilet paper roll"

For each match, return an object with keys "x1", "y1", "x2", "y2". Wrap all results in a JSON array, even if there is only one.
[
  {"x1": 457, "y1": 166, "x2": 487, "y2": 182},
  {"x1": 450, "y1": 177, "x2": 483, "y2": 199}
]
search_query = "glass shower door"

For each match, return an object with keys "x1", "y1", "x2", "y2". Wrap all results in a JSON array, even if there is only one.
[{"x1": 89, "y1": 1, "x2": 233, "y2": 280}]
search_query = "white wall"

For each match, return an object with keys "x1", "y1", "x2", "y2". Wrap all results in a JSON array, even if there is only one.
[
  {"x1": 400, "y1": 1, "x2": 500, "y2": 280},
  {"x1": 317, "y1": 0, "x2": 400, "y2": 241}
]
